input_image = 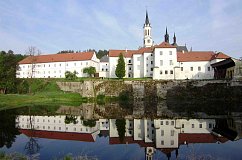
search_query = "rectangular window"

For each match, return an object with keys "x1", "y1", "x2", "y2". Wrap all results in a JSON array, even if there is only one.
[
  {"x1": 182, "y1": 124, "x2": 184, "y2": 128},
  {"x1": 199, "y1": 124, "x2": 202, "y2": 128},
  {"x1": 171, "y1": 140, "x2": 174, "y2": 145},
  {"x1": 190, "y1": 67, "x2": 193, "y2": 71},
  {"x1": 160, "y1": 51, "x2": 163, "y2": 55},
  {"x1": 151, "y1": 68, "x2": 153, "y2": 71},
  {"x1": 160, "y1": 70, "x2": 163, "y2": 74},
  {"x1": 161, "y1": 130, "x2": 164, "y2": 136},
  {"x1": 151, "y1": 61, "x2": 153, "y2": 64},
  {"x1": 161, "y1": 140, "x2": 164, "y2": 145},
  {"x1": 160, "y1": 121, "x2": 163, "y2": 125},
  {"x1": 171, "y1": 121, "x2": 174, "y2": 125},
  {"x1": 166, "y1": 121, "x2": 169, "y2": 125},
  {"x1": 169, "y1": 60, "x2": 173, "y2": 65},
  {"x1": 192, "y1": 124, "x2": 194, "y2": 128},
  {"x1": 129, "y1": 67, "x2": 131, "y2": 71},
  {"x1": 208, "y1": 67, "x2": 210, "y2": 71},
  {"x1": 160, "y1": 60, "x2": 163, "y2": 66},
  {"x1": 209, "y1": 123, "x2": 212, "y2": 128},
  {"x1": 198, "y1": 66, "x2": 201, "y2": 71},
  {"x1": 171, "y1": 130, "x2": 175, "y2": 136},
  {"x1": 128, "y1": 60, "x2": 131, "y2": 63},
  {"x1": 181, "y1": 67, "x2": 183, "y2": 71},
  {"x1": 169, "y1": 51, "x2": 172, "y2": 55},
  {"x1": 170, "y1": 70, "x2": 173, "y2": 74},
  {"x1": 165, "y1": 70, "x2": 168, "y2": 74}
]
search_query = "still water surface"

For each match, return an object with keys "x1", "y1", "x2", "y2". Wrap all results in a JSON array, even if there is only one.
[{"x1": 0, "y1": 104, "x2": 242, "y2": 160}]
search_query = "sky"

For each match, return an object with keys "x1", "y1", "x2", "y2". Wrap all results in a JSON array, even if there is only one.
[{"x1": 0, "y1": 0, "x2": 242, "y2": 58}]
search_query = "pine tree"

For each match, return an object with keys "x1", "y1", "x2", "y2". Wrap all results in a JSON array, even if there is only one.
[{"x1": 115, "y1": 53, "x2": 125, "y2": 78}]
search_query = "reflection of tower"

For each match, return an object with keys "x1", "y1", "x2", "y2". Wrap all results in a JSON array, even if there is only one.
[
  {"x1": 146, "y1": 147, "x2": 155, "y2": 160},
  {"x1": 175, "y1": 149, "x2": 179, "y2": 159}
]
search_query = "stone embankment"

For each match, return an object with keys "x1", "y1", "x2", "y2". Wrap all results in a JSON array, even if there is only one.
[{"x1": 56, "y1": 80, "x2": 236, "y2": 100}]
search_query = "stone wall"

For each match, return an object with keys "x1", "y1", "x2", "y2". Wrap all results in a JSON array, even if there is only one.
[
  {"x1": 57, "y1": 80, "x2": 176, "y2": 99},
  {"x1": 57, "y1": 80, "x2": 233, "y2": 99}
]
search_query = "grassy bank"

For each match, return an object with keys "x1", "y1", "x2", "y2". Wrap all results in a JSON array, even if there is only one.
[{"x1": 0, "y1": 79, "x2": 82, "y2": 110}]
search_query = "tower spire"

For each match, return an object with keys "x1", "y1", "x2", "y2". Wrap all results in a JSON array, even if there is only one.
[
  {"x1": 145, "y1": 10, "x2": 150, "y2": 25},
  {"x1": 172, "y1": 32, "x2": 177, "y2": 46},
  {"x1": 164, "y1": 27, "x2": 169, "y2": 43},
  {"x1": 143, "y1": 10, "x2": 153, "y2": 47}
]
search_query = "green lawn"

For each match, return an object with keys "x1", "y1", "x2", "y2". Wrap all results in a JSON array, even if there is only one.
[
  {"x1": 0, "y1": 91, "x2": 82, "y2": 110},
  {"x1": 0, "y1": 79, "x2": 82, "y2": 110}
]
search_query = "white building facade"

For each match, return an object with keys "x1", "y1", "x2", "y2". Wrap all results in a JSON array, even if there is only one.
[{"x1": 17, "y1": 51, "x2": 100, "y2": 78}]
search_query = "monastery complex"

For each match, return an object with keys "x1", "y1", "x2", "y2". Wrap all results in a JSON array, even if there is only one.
[{"x1": 17, "y1": 11, "x2": 242, "y2": 80}]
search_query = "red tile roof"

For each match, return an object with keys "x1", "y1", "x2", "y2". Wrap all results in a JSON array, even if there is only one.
[
  {"x1": 18, "y1": 51, "x2": 94, "y2": 64},
  {"x1": 109, "y1": 47, "x2": 153, "y2": 58},
  {"x1": 20, "y1": 129, "x2": 95, "y2": 142},
  {"x1": 109, "y1": 137, "x2": 155, "y2": 147},
  {"x1": 179, "y1": 133, "x2": 218, "y2": 144},
  {"x1": 154, "y1": 42, "x2": 176, "y2": 48},
  {"x1": 136, "y1": 47, "x2": 153, "y2": 53},
  {"x1": 177, "y1": 51, "x2": 230, "y2": 62},
  {"x1": 211, "y1": 52, "x2": 230, "y2": 60},
  {"x1": 161, "y1": 148, "x2": 177, "y2": 155},
  {"x1": 109, "y1": 50, "x2": 137, "y2": 58}
]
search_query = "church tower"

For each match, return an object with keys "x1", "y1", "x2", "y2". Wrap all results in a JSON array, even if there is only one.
[
  {"x1": 164, "y1": 27, "x2": 169, "y2": 43},
  {"x1": 143, "y1": 11, "x2": 153, "y2": 48},
  {"x1": 172, "y1": 32, "x2": 177, "y2": 46}
]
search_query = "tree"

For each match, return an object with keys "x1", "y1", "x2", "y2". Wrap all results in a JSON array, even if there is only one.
[
  {"x1": 96, "y1": 50, "x2": 108, "y2": 59},
  {"x1": 115, "y1": 119, "x2": 126, "y2": 142},
  {"x1": 0, "y1": 110, "x2": 20, "y2": 148},
  {"x1": 65, "y1": 71, "x2": 78, "y2": 80},
  {"x1": 25, "y1": 46, "x2": 41, "y2": 78},
  {"x1": 0, "y1": 50, "x2": 25, "y2": 93},
  {"x1": 115, "y1": 53, "x2": 125, "y2": 78},
  {"x1": 83, "y1": 66, "x2": 96, "y2": 77}
]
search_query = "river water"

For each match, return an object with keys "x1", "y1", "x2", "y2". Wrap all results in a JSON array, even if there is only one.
[{"x1": 0, "y1": 104, "x2": 242, "y2": 160}]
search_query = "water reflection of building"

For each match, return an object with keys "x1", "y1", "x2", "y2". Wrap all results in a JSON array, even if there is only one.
[
  {"x1": 16, "y1": 115, "x2": 107, "y2": 142},
  {"x1": 16, "y1": 116, "x2": 233, "y2": 159},
  {"x1": 109, "y1": 118, "x2": 229, "y2": 159}
]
